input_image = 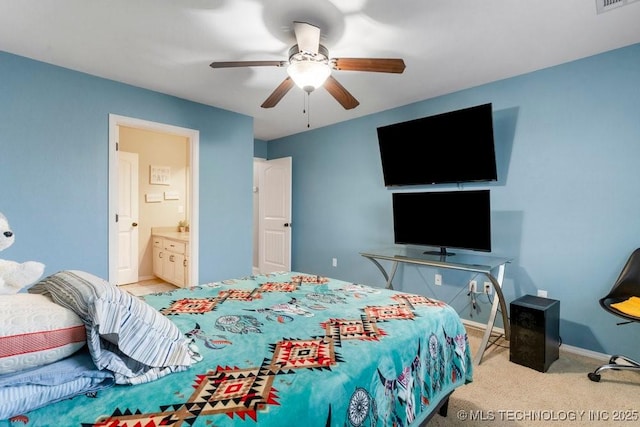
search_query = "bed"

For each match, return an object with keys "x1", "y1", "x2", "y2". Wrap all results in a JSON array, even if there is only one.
[{"x1": 0, "y1": 270, "x2": 472, "y2": 426}]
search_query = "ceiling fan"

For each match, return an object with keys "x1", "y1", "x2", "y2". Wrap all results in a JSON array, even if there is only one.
[{"x1": 210, "y1": 21, "x2": 406, "y2": 110}]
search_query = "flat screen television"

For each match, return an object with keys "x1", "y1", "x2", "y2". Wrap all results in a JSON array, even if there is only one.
[
  {"x1": 392, "y1": 190, "x2": 491, "y2": 256},
  {"x1": 377, "y1": 103, "x2": 497, "y2": 186}
]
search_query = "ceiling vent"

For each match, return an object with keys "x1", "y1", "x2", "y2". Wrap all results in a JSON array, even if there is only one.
[{"x1": 596, "y1": 0, "x2": 639, "y2": 14}]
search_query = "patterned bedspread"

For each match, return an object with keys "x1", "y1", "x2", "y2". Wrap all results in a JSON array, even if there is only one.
[{"x1": 2, "y1": 271, "x2": 472, "y2": 426}]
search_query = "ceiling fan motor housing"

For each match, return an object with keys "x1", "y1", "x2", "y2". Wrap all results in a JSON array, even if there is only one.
[{"x1": 288, "y1": 44, "x2": 330, "y2": 60}]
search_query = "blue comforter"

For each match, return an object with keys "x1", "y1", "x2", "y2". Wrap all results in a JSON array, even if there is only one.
[{"x1": 0, "y1": 271, "x2": 472, "y2": 426}]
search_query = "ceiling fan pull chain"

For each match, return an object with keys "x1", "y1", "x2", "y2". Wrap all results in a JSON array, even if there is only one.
[{"x1": 307, "y1": 92, "x2": 311, "y2": 128}]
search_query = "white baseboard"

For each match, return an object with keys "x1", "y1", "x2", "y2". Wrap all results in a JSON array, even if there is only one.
[
  {"x1": 559, "y1": 343, "x2": 610, "y2": 362},
  {"x1": 461, "y1": 319, "x2": 610, "y2": 362},
  {"x1": 462, "y1": 318, "x2": 500, "y2": 333}
]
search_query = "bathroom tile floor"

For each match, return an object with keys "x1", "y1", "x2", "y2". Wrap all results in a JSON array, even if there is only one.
[{"x1": 119, "y1": 277, "x2": 178, "y2": 296}]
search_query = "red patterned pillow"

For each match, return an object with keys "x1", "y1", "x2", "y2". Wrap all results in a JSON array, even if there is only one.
[{"x1": 0, "y1": 294, "x2": 86, "y2": 374}]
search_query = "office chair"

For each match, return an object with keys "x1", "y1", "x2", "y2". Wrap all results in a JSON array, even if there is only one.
[{"x1": 588, "y1": 248, "x2": 640, "y2": 382}]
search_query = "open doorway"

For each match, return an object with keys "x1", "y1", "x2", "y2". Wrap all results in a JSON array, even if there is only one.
[{"x1": 108, "y1": 114, "x2": 199, "y2": 287}]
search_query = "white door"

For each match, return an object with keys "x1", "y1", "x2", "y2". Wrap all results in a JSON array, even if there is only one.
[
  {"x1": 259, "y1": 157, "x2": 292, "y2": 273},
  {"x1": 118, "y1": 151, "x2": 139, "y2": 285}
]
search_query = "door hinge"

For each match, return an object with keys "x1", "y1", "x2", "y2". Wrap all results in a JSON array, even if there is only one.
[
  {"x1": 115, "y1": 214, "x2": 119, "y2": 223},
  {"x1": 116, "y1": 142, "x2": 119, "y2": 151}
]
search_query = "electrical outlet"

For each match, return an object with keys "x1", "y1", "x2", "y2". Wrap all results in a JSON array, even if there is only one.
[
  {"x1": 537, "y1": 289, "x2": 548, "y2": 298},
  {"x1": 332, "y1": 258, "x2": 338, "y2": 267},
  {"x1": 468, "y1": 280, "x2": 477, "y2": 293},
  {"x1": 484, "y1": 282, "x2": 492, "y2": 295},
  {"x1": 435, "y1": 274, "x2": 442, "y2": 286}
]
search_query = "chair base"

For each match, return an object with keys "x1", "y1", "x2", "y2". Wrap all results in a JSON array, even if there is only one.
[{"x1": 588, "y1": 354, "x2": 640, "y2": 382}]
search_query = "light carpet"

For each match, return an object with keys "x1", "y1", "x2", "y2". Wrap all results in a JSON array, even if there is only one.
[{"x1": 428, "y1": 327, "x2": 639, "y2": 426}]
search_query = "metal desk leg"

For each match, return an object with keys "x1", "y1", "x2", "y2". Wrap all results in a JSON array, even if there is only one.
[
  {"x1": 386, "y1": 262, "x2": 399, "y2": 289},
  {"x1": 364, "y1": 257, "x2": 399, "y2": 289},
  {"x1": 474, "y1": 264, "x2": 509, "y2": 365}
]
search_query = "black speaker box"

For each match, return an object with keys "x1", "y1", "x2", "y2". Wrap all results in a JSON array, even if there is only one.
[{"x1": 509, "y1": 295, "x2": 560, "y2": 372}]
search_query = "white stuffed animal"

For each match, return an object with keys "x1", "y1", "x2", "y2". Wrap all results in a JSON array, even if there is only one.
[{"x1": 0, "y1": 212, "x2": 45, "y2": 294}]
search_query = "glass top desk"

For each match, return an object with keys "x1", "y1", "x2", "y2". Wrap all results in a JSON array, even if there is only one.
[{"x1": 360, "y1": 246, "x2": 511, "y2": 365}]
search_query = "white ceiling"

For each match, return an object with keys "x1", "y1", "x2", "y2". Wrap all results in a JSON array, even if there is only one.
[{"x1": 1, "y1": 0, "x2": 639, "y2": 141}]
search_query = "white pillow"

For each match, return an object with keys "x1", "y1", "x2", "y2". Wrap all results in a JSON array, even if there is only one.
[{"x1": 0, "y1": 294, "x2": 86, "y2": 374}]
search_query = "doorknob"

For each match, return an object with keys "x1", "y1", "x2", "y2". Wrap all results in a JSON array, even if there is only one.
[
  {"x1": 132, "y1": 222, "x2": 138, "y2": 227},
  {"x1": 284, "y1": 222, "x2": 291, "y2": 227}
]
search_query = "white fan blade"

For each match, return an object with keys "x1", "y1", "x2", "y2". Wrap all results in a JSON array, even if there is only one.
[{"x1": 293, "y1": 21, "x2": 320, "y2": 55}]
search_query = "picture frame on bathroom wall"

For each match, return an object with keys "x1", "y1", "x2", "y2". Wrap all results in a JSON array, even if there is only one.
[
  {"x1": 150, "y1": 165, "x2": 171, "y2": 185},
  {"x1": 145, "y1": 193, "x2": 163, "y2": 203},
  {"x1": 164, "y1": 191, "x2": 180, "y2": 200}
]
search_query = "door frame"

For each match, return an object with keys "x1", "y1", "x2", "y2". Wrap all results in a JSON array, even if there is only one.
[{"x1": 108, "y1": 114, "x2": 199, "y2": 286}]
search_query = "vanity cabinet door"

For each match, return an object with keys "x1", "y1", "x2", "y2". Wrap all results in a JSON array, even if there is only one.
[
  {"x1": 152, "y1": 235, "x2": 189, "y2": 287},
  {"x1": 152, "y1": 238, "x2": 164, "y2": 278}
]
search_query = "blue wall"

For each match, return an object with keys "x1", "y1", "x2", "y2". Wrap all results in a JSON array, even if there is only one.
[
  {"x1": 0, "y1": 51, "x2": 254, "y2": 282},
  {"x1": 254, "y1": 138, "x2": 268, "y2": 158},
  {"x1": 267, "y1": 43, "x2": 640, "y2": 357}
]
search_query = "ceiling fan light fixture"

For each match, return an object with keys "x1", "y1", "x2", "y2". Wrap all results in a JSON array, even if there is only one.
[{"x1": 287, "y1": 60, "x2": 331, "y2": 93}]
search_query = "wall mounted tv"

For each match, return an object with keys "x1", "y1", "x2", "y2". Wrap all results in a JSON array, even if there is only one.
[
  {"x1": 377, "y1": 103, "x2": 497, "y2": 186},
  {"x1": 392, "y1": 190, "x2": 491, "y2": 256}
]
